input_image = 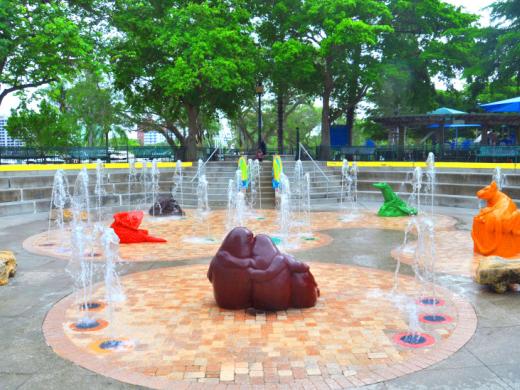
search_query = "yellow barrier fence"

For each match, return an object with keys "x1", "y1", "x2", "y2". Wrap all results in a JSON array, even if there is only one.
[
  {"x1": 326, "y1": 161, "x2": 518, "y2": 170},
  {"x1": 0, "y1": 161, "x2": 193, "y2": 172}
]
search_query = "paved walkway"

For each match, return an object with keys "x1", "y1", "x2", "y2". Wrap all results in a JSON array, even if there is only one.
[{"x1": 1, "y1": 206, "x2": 520, "y2": 389}]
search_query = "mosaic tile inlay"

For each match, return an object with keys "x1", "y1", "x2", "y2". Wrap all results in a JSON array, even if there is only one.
[
  {"x1": 24, "y1": 209, "x2": 457, "y2": 263},
  {"x1": 43, "y1": 263, "x2": 476, "y2": 389}
]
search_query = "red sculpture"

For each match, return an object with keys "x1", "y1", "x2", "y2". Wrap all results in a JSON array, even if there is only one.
[
  {"x1": 207, "y1": 227, "x2": 319, "y2": 311},
  {"x1": 472, "y1": 181, "x2": 520, "y2": 257},
  {"x1": 110, "y1": 211, "x2": 167, "y2": 244}
]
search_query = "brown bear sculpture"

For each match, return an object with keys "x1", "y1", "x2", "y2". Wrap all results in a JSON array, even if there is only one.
[
  {"x1": 207, "y1": 227, "x2": 319, "y2": 311},
  {"x1": 149, "y1": 195, "x2": 185, "y2": 217}
]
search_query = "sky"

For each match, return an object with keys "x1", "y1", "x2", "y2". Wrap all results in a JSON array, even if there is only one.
[
  {"x1": 0, "y1": 0, "x2": 498, "y2": 117},
  {"x1": 445, "y1": 0, "x2": 494, "y2": 25}
]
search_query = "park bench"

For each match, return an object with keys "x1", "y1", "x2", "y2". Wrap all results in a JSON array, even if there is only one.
[{"x1": 477, "y1": 146, "x2": 518, "y2": 162}]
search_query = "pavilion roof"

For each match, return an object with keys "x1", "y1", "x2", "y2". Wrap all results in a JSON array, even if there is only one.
[
  {"x1": 428, "y1": 107, "x2": 467, "y2": 115},
  {"x1": 372, "y1": 113, "x2": 520, "y2": 128}
]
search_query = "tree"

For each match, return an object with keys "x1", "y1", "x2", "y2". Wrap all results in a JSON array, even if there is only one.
[
  {"x1": 66, "y1": 73, "x2": 128, "y2": 147},
  {"x1": 229, "y1": 100, "x2": 321, "y2": 151},
  {"x1": 300, "y1": 0, "x2": 392, "y2": 158},
  {"x1": 0, "y1": 0, "x2": 95, "y2": 109},
  {"x1": 251, "y1": 0, "x2": 318, "y2": 153},
  {"x1": 465, "y1": 0, "x2": 520, "y2": 100},
  {"x1": 370, "y1": 1, "x2": 477, "y2": 115},
  {"x1": 490, "y1": 0, "x2": 520, "y2": 92},
  {"x1": 111, "y1": 0, "x2": 258, "y2": 161},
  {"x1": 6, "y1": 100, "x2": 80, "y2": 148},
  {"x1": 6, "y1": 74, "x2": 128, "y2": 148}
]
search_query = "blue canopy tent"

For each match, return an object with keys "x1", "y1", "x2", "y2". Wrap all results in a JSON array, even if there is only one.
[
  {"x1": 373, "y1": 108, "x2": 520, "y2": 159},
  {"x1": 427, "y1": 123, "x2": 481, "y2": 148},
  {"x1": 429, "y1": 107, "x2": 466, "y2": 115},
  {"x1": 426, "y1": 108, "x2": 481, "y2": 147},
  {"x1": 481, "y1": 97, "x2": 520, "y2": 113}
]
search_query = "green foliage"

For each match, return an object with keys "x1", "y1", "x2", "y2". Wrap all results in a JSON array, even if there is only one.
[
  {"x1": 353, "y1": 120, "x2": 388, "y2": 145},
  {"x1": 229, "y1": 101, "x2": 321, "y2": 150},
  {"x1": 6, "y1": 73, "x2": 128, "y2": 148},
  {"x1": 2, "y1": 0, "x2": 515, "y2": 156},
  {"x1": 299, "y1": 0, "x2": 393, "y2": 150},
  {"x1": 371, "y1": 0, "x2": 478, "y2": 116},
  {"x1": 0, "y1": 0, "x2": 96, "y2": 108},
  {"x1": 111, "y1": 0, "x2": 258, "y2": 159},
  {"x1": 6, "y1": 100, "x2": 80, "y2": 148},
  {"x1": 490, "y1": 0, "x2": 520, "y2": 86},
  {"x1": 465, "y1": 0, "x2": 520, "y2": 100},
  {"x1": 66, "y1": 73, "x2": 128, "y2": 146}
]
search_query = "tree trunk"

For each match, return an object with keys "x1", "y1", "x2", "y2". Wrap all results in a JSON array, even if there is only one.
[
  {"x1": 88, "y1": 127, "x2": 94, "y2": 147},
  {"x1": 277, "y1": 91, "x2": 284, "y2": 154},
  {"x1": 185, "y1": 104, "x2": 200, "y2": 161},
  {"x1": 345, "y1": 45, "x2": 361, "y2": 147},
  {"x1": 320, "y1": 62, "x2": 333, "y2": 160},
  {"x1": 345, "y1": 106, "x2": 355, "y2": 146}
]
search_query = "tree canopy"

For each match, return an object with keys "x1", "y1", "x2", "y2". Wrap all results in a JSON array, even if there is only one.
[
  {"x1": 0, "y1": 0, "x2": 96, "y2": 108},
  {"x1": 110, "y1": 0, "x2": 257, "y2": 159},
  {"x1": 3, "y1": 0, "x2": 518, "y2": 156}
]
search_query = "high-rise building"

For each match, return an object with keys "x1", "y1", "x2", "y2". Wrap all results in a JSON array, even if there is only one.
[
  {"x1": 0, "y1": 117, "x2": 24, "y2": 147},
  {"x1": 143, "y1": 131, "x2": 166, "y2": 145}
]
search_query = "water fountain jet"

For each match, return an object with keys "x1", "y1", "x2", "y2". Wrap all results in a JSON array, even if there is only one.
[{"x1": 48, "y1": 169, "x2": 70, "y2": 239}]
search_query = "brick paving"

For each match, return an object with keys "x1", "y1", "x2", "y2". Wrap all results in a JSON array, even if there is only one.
[
  {"x1": 392, "y1": 229, "x2": 520, "y2": 277},
  {"x1": 43, "y1": 263, "x2": 477, "y2": 389},
  {"x1": 24, "y1": 210, "x2": 457, "y2": 262}
]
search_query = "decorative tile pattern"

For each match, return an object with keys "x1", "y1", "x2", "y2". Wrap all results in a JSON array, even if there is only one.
[
  {"x1": 24, "y1": 210, "x2": 457, "y2": 262},
  {"x1": 43, "y1": 263, "x2": 476, "y2": 389}
]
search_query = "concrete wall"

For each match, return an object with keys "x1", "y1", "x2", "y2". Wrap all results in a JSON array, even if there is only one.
[{"x1": 0, "y1": 161, "x2": 517, "y2": 216}]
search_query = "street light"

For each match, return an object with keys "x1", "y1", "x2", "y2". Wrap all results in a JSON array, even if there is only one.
[
  {"x1": 255, "y1": 82, "x2": 264, "y2": 148},
  {"x1": 295, "y1": 127, "x2": 300, "y2": 160}
]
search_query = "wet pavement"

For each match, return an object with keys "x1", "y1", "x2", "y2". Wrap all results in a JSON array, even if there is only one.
[{"x1": 1, "y1": 205, "x2": 519, "y2": 389}]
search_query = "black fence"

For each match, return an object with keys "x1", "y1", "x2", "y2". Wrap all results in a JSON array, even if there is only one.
[
  {"x1": 0, "y1": 146, "x2": 190, "y2": 164},
  {"x1": 0, "y1": 144, "x2": 518, "y2": 164},
  {"x1": 321, "y1": 144, "x2": 520, "y2": 163}
]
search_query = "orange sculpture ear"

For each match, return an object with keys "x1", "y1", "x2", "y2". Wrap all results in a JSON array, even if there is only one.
[{"x1": 490, "y1": 181, "x2": 497, "y2": 191}]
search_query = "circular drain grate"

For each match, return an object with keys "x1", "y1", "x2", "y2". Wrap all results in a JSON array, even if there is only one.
[
  {"x1": 418, "y1": 297, "x2": 445, "y2": 307},
  {"x1": 70, "y1": 319, "x2": 108, "y2": 332},
  {"x1": 79, "y1": 301, "x2": 106, "y2": 312},
  {"x1": 100, "y1": 340, "x2": 123, "y2": 350},
  {"x1": 419, "y1": 313, "x2": 453, "y2": 324},
  {"x1": 393, "y1": 332, "x2": 435, "y2": 348}
]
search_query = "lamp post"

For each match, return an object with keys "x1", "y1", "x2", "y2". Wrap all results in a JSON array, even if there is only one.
[
  {"x1": 295, "y1": 127, "x2": 300, "y2": 160},
  {"x1": 255, "y1": 82, "x2": 264, "y2": 148}
]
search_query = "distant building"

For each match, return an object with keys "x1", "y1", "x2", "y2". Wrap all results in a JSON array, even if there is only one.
[
  {"x1": 136, "y1": 130, "x2": 145, "y2": 146},
  {"x1": 143, "y1": 131, "x2": 166, "y2": 145},
  {"x1": 0, "y1": 117, "x2": 24, "y2": 147}
]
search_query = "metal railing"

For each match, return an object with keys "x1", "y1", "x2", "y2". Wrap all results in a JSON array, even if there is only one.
[
  {"x1": 190, "y1": 147, "x2": 219, "y2": 183},
  {"x1": 299, "y1": 143, "x2": 330, "y2": 200},
  {"x1": 1, "y1": 144, "x2": 519, "y2": 164}
]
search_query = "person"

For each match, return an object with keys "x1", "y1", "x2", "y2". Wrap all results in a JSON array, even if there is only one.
[
  {"x1": 258, "y1": 136, "x2": 267, "y2": 156},
  {"x1": 256, "y1": 148, "x2": 264, "y2": 161}
]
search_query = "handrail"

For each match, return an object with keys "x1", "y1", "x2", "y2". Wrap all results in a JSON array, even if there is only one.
[
  {"x1": 299, "y1": 143, "x2": 329, "y2": 182},
  {"x1": 190, "y1": 147, "x2": 219, "y2": 183}
]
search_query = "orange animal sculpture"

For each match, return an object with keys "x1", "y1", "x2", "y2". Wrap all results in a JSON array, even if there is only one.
[
  {"x1": 110, "y1": 211, "x2": 167, "y2": 244},
  {"x1": 472, "y1": 181, "x2": 520, "y2": 257}
]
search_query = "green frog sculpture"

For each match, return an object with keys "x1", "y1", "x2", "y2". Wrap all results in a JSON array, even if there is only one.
[{"x1": 373, "y1": 182, "x2": 417, "y2": 217}]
